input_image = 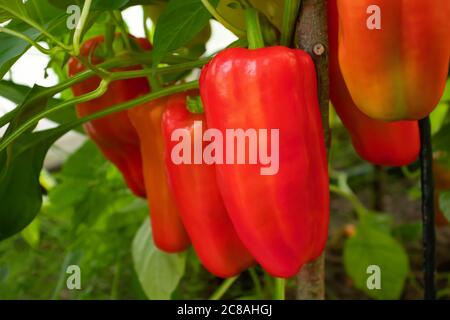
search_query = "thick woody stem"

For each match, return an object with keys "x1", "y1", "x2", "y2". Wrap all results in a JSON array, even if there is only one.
[{"x1": 294, "y1": 0, "x2": 329, "y2": 300}]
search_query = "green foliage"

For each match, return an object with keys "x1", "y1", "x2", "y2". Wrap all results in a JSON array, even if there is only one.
[
  {"x1": 152, "y1": 0, "x2": 218, "y2": 67},
  {"x1": 0, "y1": 21, "x2": 40, "y2": 78},
  {"x1": 48, "y1": 0, "x2": 163, "y2": 11},
  {"x1": 439, "y1": 191, "x2": 450, "y2": 223},
  {"x1": 20, "y1": 218, "x2": 41, "y2": 249},
  {"x1": 431, "y1": 103, "x2": 449, "y2": 135},
  {"x1": 0, "y1": 0, "x2": 67, "y2": 78},
  {"x1": 344, "y1": 212, "x2": 410, "y2": 300},
  {"x1": 0, "y1": 82, "x2": 81, "y2": 240},
  {"x1": 132, "y1": 218, "x2": 187, "y2": 299},
  {"x1": 0, "y1": 129, "x2": 61, "y2": 240},
  {"x1": 0, "y1": 140, "x2": 147, "y2": 299}
]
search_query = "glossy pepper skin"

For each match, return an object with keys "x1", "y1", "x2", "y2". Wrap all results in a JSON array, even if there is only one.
[
  {"x1": 128, "y1": 97, "x2": 190, "y2": 253},
  {"x1": 337, "y1": 0, "x2": 450, "y2": 121},
  {"x1": 161, "y1": 93, "x2": 254, "y2": 278},
  {"x1": 328, "y1": 0, "x2": 420, "y2": 166},
  {"x1": 199, "y1": 47, "x2": 329, "y2": 278},
  {"x1": 68, "y1": 35, "x2": 149, "y2": 197}
]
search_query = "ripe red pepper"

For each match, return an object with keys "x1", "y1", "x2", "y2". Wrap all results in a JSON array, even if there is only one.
[
  {"x1": 328, "y1": 0, "x2": 420, "y2": 166},
  {"x1": 337, "y1": 0, "x2": 450, "y2": 121},
  {"x1": 199, "y1": 47, "x2": 329, "y2": 278},
  {"x1": 128, "y1": 96, "x2": 190, "y2": 253},
  {"x1": 161, "y1": 93, "x2": 254, "y2": 277},
  {"x1": 68, "y1": 35, "x2": 150, "y2": 197}
]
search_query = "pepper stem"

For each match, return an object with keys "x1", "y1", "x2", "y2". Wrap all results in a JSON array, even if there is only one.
[
  {"x1": 281, "y1": 0, "x2": 301, "y2": 47},
  {"x1": 245, "y1": 8, "x2": 264, "y2": 50}
]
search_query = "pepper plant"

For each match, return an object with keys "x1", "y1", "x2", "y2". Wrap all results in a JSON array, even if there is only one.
[{"x1": 0, "y1": 0, "x2": 449, "y2": 300}]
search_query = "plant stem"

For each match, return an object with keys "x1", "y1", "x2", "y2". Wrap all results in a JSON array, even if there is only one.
[
  {"x1": 0, "y1": 80, "x2": 109, "y2": 151},
  {"x1": 273, "y1": 278, "x2": 285, "y2": 300},
  {"x1": 281, "y1": 0, "x2": 301, "y2": 46},
  {"x1": 402, "y1": 166, "x2": 421, "y2": 180},
  {"x1": 0, "y1": 52, "x2": 207, "y2": 144},
  {"x1": 110, "y1": 258, "x2": 122, "y2": 300},
  {"x1": 419, "y1": 117, "x2": 436, "y2": 300},
  {"x1": 373, "y1": 165, "x2": 384, "y2": 211},
  {"x1": 73, "y1": 0, "x2": 92, "y2": 56},
  {"x1": 329, "y1": 184, "x2": 366, "y2": 217},
  {"x1": 294, "y1": 0, "x2": 329, "y2": 297},
  {"x1": 0, "y1": 5, "x2": 71, "y2": 51},
  {"x1": 245, "y1": 8, "x2": 264, "y2": 49},
  {"x1": 209, "y1": 276, "x2": 239, "y2": 300},
  {"x1": 0, "y1": 81, "x2": 199, "y2": 152},
  {"x1": 0, "y1": 55, "x2": 204, "y2": 130},
  {"x1": 112, "y1": 10, "x2": 132, "y2": 51},
  {"x1": 115, "y1": 58, "x2": 210, "y2": 79},
  {"x1": 201, "y1": 0, "x2": 246, "y2": 37},
  {"x1": 0, "y1": 27, "x2": 58, "y2": 55},
  {"x1": 248, "y1": 268, "x2": 263, "y2": 299}
]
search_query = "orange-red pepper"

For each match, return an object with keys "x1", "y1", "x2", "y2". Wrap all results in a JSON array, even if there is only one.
[
  {"x1": 128, "y1": 96, "x2": 190, "y2": 253},
  {"x1": 328, "y1": 0, "x2": 420, "y2": 166},
  {"x1": 337, "y1": 0, "x2": 450, "y2": 120},
  {"x1": 200, "y1": 47, "x2": 329, "y2": 278},
  {"x1": 161, "y1": 93, "x2": 254, "y2": 277}
]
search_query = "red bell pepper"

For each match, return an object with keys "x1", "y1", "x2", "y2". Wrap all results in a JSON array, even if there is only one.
[
  {"x1": 328, "y1": 0, "x2": 420, "y2": 166},
  {"x1": 199, "y1": 47, "x2": 329, "y2": 278},
  {"x1": 162, "y1": 93, "x2": 254, "y2": 277},
  {"x1": 68, "y1": 35, "x2": 150, "y2": 197}
]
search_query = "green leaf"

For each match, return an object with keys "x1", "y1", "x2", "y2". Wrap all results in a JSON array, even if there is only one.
[
  {"x1": 91, "y1": 0, "x2": 130, "y2": 10},
  {"x1": 132, "y1": 218, "x2": 186, "y2": 300},
  {"x1": 0, "y1": 21, "x2": 40, "y2": 78},
  {"x1": 0, "y1": 1, "x2": 66, "y2": 77},
  {"x1": 48, "y1": 0, "x2": 130, "y2": 11},
  {"x1": 392, "y1": 222, "x2": 422, "y2": 242},
  {"x1": 25, "y1": 0, "x2": 65, "y2": 24},
  {"x1": 0, "y1": 80, "x2": 81, "y2": 240},
  {"x1": 128, "y1": 0, "x2": 168, "y2": 6},
  {"x1": 431, "y1": 102, "x2": 449, "y2": 135},
  {"x1": 0, "y1": 79, "x2": 30, "y2": 102},
  {"x1": 152, "y1": 0, "x2": 218, "y2": 67},
  {"x1": 0, "y1": 9, "x2": 11, "y2": 22},
  {"x1": 0, "y1": 128, "x2": 64, "y2": 241},
  {"x1": 2, "y1": 85, "x2": 52, "y2": 138},
  {"x1": 58, "y1": 140, "x2": 106, "y2": 179},
  {"x1": 441, "y1": 79, "x2": 450, "y2": 103},
  {"x1": 227, "y1": 2, "x2": 241, "y2": 10},
  {"x1": 0, "y1": 80, "x2": 81, "y2": 131},
  {"x1": 360, "y1": 211, "x2": 393, "y2": 234},
  {"x1": 21, "y1": 217, "x2": 41, "y2": 249},
  {"x1": 0, "y1": 81, "x2": 83, "y2": 145},
  {"x1": 343, "y1": 218, "x2": 410, "y2": 300},
  {"x1": 0, "y1": 0, "x2": 28, "y2": 19},
  {"x1": 0, "y1": 266, "x2": 8, "y2": 283},
  {"x1": 439, "y1": 191, "x2": 450, "y2": 223},
  {"x1": 433, "y1": 122, "x2": 450, "y2": 152},
  {"x1": 49, "y1": 179, "x2": 90, "y2": 212}
]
